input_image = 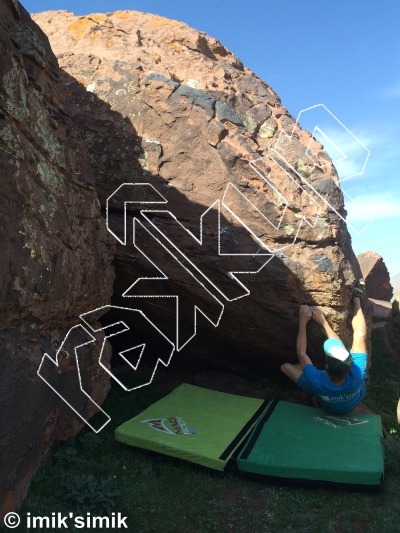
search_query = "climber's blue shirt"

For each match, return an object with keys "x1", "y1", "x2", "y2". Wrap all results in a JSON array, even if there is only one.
[{"x1": 297, "y1": 352, "x2": 368, "y2": 415}]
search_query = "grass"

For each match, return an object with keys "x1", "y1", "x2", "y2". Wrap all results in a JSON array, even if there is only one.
[{"x1": 14, "y1": 329, "x2": 400, "y2": 532}]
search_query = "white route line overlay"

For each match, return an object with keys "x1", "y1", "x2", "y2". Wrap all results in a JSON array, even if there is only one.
[
  {"x1": 38, "y1": 103, "x2": 373, "y2": 430},
  {"x1": 270, "y1": 151, "x2": 374, "y2": 236},
  {"x1": 273, "y1": 103, "x2": 373, "y2": 234},
  {"x1": 106, "y1": 183, "x2": 168, "y2": 245},
  {"x1": 139, "y1": 199, "x2": 274, "y2": 302},
  {"x1": 125, "y1": 217, "x2": 224, "y2": 351},
  {"x1": 37, "y1": 324, "x2": 111, "y2": 433},
  {"x1": 230, "y1": 155, "x2": 322, "y2": 253},
  {"x1": 300, "y1": 104, "x2": 370, "y2": 179},
  {"x1": 37, "y1": 307, "x2": 176, "y2": 431},
  {"x1": 80, "y1": 306, "x2": 175, "y2": 391}
]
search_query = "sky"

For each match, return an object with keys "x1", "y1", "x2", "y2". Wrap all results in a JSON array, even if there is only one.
[{"x1": 24, "y1": 0, "x2": 400, "y2": 280}]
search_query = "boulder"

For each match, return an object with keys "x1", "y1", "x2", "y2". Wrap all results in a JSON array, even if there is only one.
[
  {"x1": 384, "y1": 291, "x2": 400, "y2": 360},
  {"x1": 0, "y1": 5, "x2": 375, "y2": 515},
  {"x1": 368, "y1": 299, "x2": 392, "y2": 320},
  {"x1": 391, "y1": 272, "x2": 400, "y2": 302},
  {"x1": 32, "y1": 9, "x2": 366, "y2": 376},
  {"x1": 0, "y1": 1, "x2": 114, "y2": 519},
  {"x1": 357, "y1": 251, "x2": 393, "y2": 301}
]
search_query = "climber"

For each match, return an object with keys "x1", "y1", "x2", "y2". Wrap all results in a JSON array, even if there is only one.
[{"x1": 281, "y1": 279, "x2": 368, "y2": 415}]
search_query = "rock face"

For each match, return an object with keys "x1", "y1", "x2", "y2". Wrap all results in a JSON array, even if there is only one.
[
  {"x1": 369, "y1": 299, "x2": 392, "y2": 321},
  {"x1": 0, "y1": 5, "x2": 372, "y2": 515},
  {"x1": 391, "y1": 272, "x2": 400, "y2": 302},
  {"x1": 0, "y1": 1, "x2": 114, "y2": 519},
  {"x1": 384, "y1": 291, "x2": 400, "y2": 360},
  {"x1": 357, "y1": 251, "x2": 393, "y2": 301},
  {"x1": 32, "y1": 9, "x2": 365, "y2": 376}
]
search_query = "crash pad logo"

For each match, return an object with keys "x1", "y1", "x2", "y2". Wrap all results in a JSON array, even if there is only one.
[
  {"x1": 142, "y1": 417, "x2": 195, "y2": 435},
  {"x1": 311, "y1": 416, "x2": 369, "y2": 428}
]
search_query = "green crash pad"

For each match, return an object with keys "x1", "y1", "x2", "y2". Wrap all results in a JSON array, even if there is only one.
[
  {"x1": 236, "y1": 400, "x2": 384, "y2": 489},
  {"x1": 115, "y1": 383, "x2": 268, "y2": 471}
]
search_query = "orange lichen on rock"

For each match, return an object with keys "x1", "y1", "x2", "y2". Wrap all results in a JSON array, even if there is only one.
[
  {"x1": 67, "y1": 17, "x2": 94, "y2": 40},
  {"x1": 88, "y1": 13, "x2": 107, "y2": 24},
  {"x1": 147, "y1": 14, "x2": 185, "y2": 28},
  {"x1": 170, "y1": 42, "x2": 184, "y2": 53}
]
